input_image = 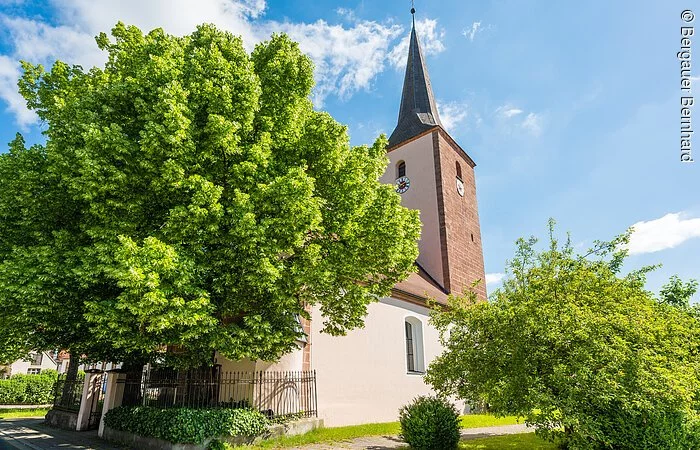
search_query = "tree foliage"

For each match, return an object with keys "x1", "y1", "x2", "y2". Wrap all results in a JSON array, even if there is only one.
[
  {"x1": 426, "y1": 220, "x2": 700, "y2": 449},
  {"x1": 660, "y1": 275, "x2": 699, "y2": 311},
  {"x1": 0, "y1": 23, "x2": 421, "y2": 366}
]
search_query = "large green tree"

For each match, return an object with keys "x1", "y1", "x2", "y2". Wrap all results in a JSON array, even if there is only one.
[
  {"x1": 0, "y1": 23, "x2": 421, "y2": 367},
  {"x1": 0, "y1": 133, "x2": 100, "y2": 367},
  {"x1": 426, "y1": 221, "x2": 700, "y2": 449}
]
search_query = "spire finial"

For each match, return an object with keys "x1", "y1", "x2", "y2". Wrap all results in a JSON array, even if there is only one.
[{"x1": 411, "y1": 0, "x2": 415, "y2": 16}]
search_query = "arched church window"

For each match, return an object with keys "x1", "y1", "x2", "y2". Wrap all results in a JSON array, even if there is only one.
[
  {"x1": 397, "y1": 161, "x2": 406, "y2": 178},
  {"x1": 405, "y1": 317, "x2": 425, "y2": 373},
  {"x1": 456, "y1": 161, "x2": 462, "y2": 180}
]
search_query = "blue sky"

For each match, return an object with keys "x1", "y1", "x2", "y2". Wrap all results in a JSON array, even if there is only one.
[{"x1": 0, "y1": 0, "x2": 698, "y2": 299}]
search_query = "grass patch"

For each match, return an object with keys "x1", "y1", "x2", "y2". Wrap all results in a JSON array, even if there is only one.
[
  {"x1": 249, "y1": 422, "x2": 400, "y2": 448},
  {"x1": 248, "y1": 415, "x2": 521, "y2": 449},
  {"x1": 460, "y1": 415, "x2": 521, "y2": 428},
  {"x1": 460, "y1": 433, "x2": 557, "y2": 450},
  {"x1": 0, "y1": 408, "x2": 50, "y2": 419}
]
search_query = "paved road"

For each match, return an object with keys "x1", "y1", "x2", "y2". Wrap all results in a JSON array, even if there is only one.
[{"x1": 0, "y1": 440, "x2": 21, "y2": 450}]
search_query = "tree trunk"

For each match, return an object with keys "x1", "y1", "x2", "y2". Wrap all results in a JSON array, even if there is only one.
[
  {"x1": 121, "y1": 361, "x2": 146, "y2": 406},
  {"x1": 57, "y1": 354, "x2": 80, "y2": 407},
  {"x1": 561, "y1": 425, "x2": 574, "y2": 450},
  {"x1": 65, "y1": 355, "x2": 79, "y2": 381}
]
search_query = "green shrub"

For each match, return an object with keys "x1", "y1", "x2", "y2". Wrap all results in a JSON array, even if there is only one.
[
  {"x1": 399, "y1": 396, "x2": 460, "y2": 450},
  {"x1": 104, "y1": 406, "x2": 269, "y2": 444},
  {"x1": 207, "y1": 439, "x2": 233, "y2": 450},
  {"x1": 685, "y1": 416, "x2": 700, "y2": 449},
  {"x1": 575, "y1": 407, "x2": 700, "y2": 450},
  {"x1": 0, "y1": 379, "x2": 25, "y2": 404},
  {"x1": 0, "y1": 370, "x2": 58, "y2": 405}
]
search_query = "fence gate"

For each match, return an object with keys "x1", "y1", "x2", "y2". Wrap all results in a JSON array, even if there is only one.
[
  {"x1": 52, "y1": 373, "x2": 85, "y2": 412},
  {"x1": 86, "y1": 372, "x2": 106, "y2": 430}
]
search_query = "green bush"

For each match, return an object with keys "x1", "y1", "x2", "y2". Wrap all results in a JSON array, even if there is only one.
[
  {"x1": 577, "y1": 407, "x2": 700, "y2": 450},
  {"x1": 0, "y1": 370, "x2": 58, "y2": 405},
  {"x1": 0, "y1": 380, "x2": 25, "y2": 404},
  {"x1": 104, "y1": 406, "x2": 269, "y2": 444},
  {"x1": 399, "y1": 396, "x2": 460, "y2": 450},
  {"x1": 207, "y1": 440, "x2": 233, "y2": 450}
]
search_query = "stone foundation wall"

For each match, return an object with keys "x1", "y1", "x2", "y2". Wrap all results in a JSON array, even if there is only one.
[
  {"x1": 104, "y1": 427, "x2": 211, "y2": 450},
  {"x1": 102, "y1": 418, "x2": 323, "y2": 449},
  {"x1": 45, "y1": 409, "x2": 78, "y2": 431}
]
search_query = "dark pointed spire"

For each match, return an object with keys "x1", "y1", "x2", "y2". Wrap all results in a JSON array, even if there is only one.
[{"x1": 388, "y1": 6, "x2": 442, "y2": 148}]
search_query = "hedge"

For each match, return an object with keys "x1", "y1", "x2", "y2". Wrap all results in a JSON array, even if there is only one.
[
  {"x1": 0, "y1": 370, "x2": 58, "y2": 405},
  {"x1": 585, "y1": 407, "x2": 700, "y2": 450},
  {"x1": 104, "y1": 406, "x2": 269, "y2": 444}
]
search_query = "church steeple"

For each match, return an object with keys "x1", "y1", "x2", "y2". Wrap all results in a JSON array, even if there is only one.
[{"x1": 388, "y1": 7, "x2": 442, "y2": 148}]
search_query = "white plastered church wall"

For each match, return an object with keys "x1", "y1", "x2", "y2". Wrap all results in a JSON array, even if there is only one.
[
  {"x1": 215, "y1": 347, "x2": 304, "y2": 373},
  {"x1": 310, "y1": 297, "x2": 465, "y2": 427}
]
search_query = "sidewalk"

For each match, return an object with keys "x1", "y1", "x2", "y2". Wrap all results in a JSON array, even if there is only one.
[
  {"x1": 0, "y1": 419, "x2": 125, "y2": 450},
  {"x1": 0, "y1": 418, "x2": 530, "y2": 450}
]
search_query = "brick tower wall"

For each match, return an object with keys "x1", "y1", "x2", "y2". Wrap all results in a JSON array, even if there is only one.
[{"x1": 432, "y1": 130, "x2": 487, "y2": 300}]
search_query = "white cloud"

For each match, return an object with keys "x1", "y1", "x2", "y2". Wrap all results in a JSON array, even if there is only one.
[
  {"x1": 0, "y1": 0, "x2": 428, "y2": 123},
  {"x1": 437, "y1": 101, "x2": 468, "y2": 132},
  {"x1": 335, "y1": 7, "x2": 357, "y2": 22},
  {"x1": 0, "y1": 0, "x2": 268, "y2": 126},
  {"x1": 1, "y1": 16, "x2": 104, "y2": 67},
  {"x1": 0, "y1": 55, "x2": 36, "y2": 127},
  {"x1": 493, "y1": 104, "x2": 544, "y2": 137},
  {"x1": 497, "y1": 105, "x2": 523, "y2": 118},
  {"x1": 626, "y1": 212, "x2": 700, "y2": 255},
  {"x1": 274, "y1": 19, "x2": 401, "y2": 106},
  {"x1": 521, "y1": 112, "x2": 543, "y2": 137},
  {"x1": 387, "y1": 18, "x2": 446, "y2": 69},
  {"x1": 486, "y1": 273, "x2": 505, "y2": 285},
  {"x1": 462, "y1": 21, "x2": 481, "y2": 41},
  {"x1": 52, "y1": 0, "x2": 264, "y2": 43}
]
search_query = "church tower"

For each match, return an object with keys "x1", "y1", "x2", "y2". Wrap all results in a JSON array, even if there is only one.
[{"x1": 381, "y1": 8, "x2": 487, "y2": 299}]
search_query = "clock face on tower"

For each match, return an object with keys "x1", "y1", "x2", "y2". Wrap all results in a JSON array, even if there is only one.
[
  {"x1": 395, "y1": 176, "x2": 410, "y2": 194},
  {"x1": 456, "y1": 178, "x2": 465, "y2": 197}
]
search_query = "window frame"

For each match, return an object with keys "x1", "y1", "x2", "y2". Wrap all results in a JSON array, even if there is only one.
[
  {"x1": 405, "y1": 321, "x2": 415, "y2": 372},
  {"x1": 397, "y1": 161, "x2": 406, "y2": 178},
  {"x1": 404, "y1": 316, "x2": 425, "y2": 374},
  {"x1": 30, "y1": 352, "x2": 43, "y2": 366}
]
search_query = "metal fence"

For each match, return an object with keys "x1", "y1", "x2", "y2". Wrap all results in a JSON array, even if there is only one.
[
  {"x1": 52, "y1": 373, "x2": 85, "y2": 412},
  {"x1": 119, "y1": 367, "x2": 317, "y2": 419},
  {"x1": 86, "y1": 372, "x2": 107, "y2": 430}
]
